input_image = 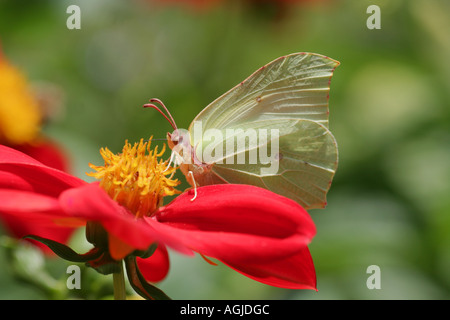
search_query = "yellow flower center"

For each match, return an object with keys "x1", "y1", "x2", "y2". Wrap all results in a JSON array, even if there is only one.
[
  {"x1": 87, "y1": 138, "x2": 181, "y2": 218},
  {"x1": 0, "y1": 59, "x2": 41, "y2": 145}
]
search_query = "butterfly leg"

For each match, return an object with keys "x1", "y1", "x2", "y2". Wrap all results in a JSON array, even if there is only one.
[
  {"x1": 163, "y1": 150, "x2": 178, "y2": 172},
  {"x1": 188, "y1": 171, "x2": 197, "y2": 202}
]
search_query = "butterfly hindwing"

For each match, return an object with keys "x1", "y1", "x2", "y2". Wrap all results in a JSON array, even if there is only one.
[{"x1": 207, "y1": 119, "x2": 338, "y2": 209}]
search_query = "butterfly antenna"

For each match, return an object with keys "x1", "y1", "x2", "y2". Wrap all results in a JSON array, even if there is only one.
[
  {"x1": 150, "y1": 98, "x2": 178, "y2": 131},
  {"x1": 143, "y1": 103, "x2": 176, "y2": 131},
  {"x1": 188, "y1": 171, "x2": 197, "y2": 202},
  {"x1": 143, "y1": 99, "x2": 177, "y2": 131}
]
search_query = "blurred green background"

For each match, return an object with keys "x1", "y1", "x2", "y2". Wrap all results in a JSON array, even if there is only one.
[{"x1": 0, "y1": 0, "x2": 449, "y2": 299}]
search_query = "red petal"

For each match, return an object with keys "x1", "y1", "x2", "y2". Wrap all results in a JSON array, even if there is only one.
[
  {"x1": 12, "y1": 139, "x2": 70, "y2": 173},
  {"x1": 0, "y1": 189, "x2": 74, "y2": 252},
  {"x1": 59, "y1": 183, "x2": 173, "y2": 253},
  {"x1": 0, "y1": 171, "x2": 33, "y2": 191},
  {"x1": 223, "y1": 246, "x2": 317, "y2": 290},
  {"x1": 136, "y1": 244, "x2": 170, "y2": 283},
  {"x1": 157, "y1": 184, "x2": 315, "y2": 238},
  {"x1": 0, "y1": 145, "x2": 84, "y2": 197},
  {"x1": 0, "y1": 144, "x2": 46, "y2": 166},
  {"x1": 148, "y1": 184, "x2": 316, "y2": 263},
  {"x1": 0, "y1": 146, "x2": 80, "y2": 252},
  {"x1": 0, "y1": 189, "x2": 61, "y2": 214},
  {"x1": 108, "y1": 232, "x2": 137, "y2": 260}
]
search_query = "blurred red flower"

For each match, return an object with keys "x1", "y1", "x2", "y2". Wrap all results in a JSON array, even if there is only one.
[
  {"x1": 0, "y1": 44, "x2": 69, "y2": 172},
  {"x1": 0, "y1": 45, "x2": 71, "y2": 249},
  {"x1": 151, "y1": 0, "x2": 325, "y2": 11}
]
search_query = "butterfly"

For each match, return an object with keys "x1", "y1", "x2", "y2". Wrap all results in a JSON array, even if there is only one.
[{"x1": 145, "y1": 52, "x2": 339, "y2": 209}]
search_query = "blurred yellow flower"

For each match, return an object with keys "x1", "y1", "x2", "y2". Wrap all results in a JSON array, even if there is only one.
[{"x1": 0, "y1": 57, "x2": 42, "y2": 145}]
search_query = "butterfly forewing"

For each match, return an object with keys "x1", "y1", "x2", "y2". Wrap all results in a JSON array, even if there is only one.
[{"x1": 189, "y1": 52, "x2": 340, "y2": 142}]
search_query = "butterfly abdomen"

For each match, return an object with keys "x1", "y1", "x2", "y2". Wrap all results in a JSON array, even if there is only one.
[{"x1": 183, "y1": 162, "x2": 227, "y2": 187}]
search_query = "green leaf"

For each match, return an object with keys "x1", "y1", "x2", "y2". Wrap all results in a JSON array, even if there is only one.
[
  {"x1": 24, "y1": 235, "x2": 102, "y2": 262},
  {"x1": 87, "y1": 261, "x2": 121, "y2": 275},
  {"x1": 125, "y1": 255, "x2": 171, "y2": 300},
  {"x1": 1, "y1": 236, "x2": 67, "y2": 299},
  {"x1": 133, "y1": 242, "x2": 158, "y2": 259}
]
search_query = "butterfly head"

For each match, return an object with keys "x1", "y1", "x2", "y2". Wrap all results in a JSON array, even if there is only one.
[
  {"x1": 144, "y1": 98, "x2": 205, "y2": 192},
  {"x1": 167, "y1": 129, "x2": 190, "y2": 152},
  {"x1": 165, "y1": 128, "x2": 195, "y2": 170}
]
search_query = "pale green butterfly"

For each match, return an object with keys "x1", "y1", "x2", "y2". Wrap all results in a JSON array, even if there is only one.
[{"x1": 145, "y1": 52, "x2": 339, "y2": 209}]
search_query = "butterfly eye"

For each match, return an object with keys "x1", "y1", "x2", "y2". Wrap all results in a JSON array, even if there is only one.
[{"x1": 169, "y1": 130, "x2": 180, "y2": 143}]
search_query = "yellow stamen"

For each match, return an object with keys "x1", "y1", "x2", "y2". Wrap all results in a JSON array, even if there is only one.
[
  {"x1": 87, "y1": 138, "x2": 181, "y2": 218},
  {"x1": 0, "y1": 59, "x2": 41, "y2": 145}
]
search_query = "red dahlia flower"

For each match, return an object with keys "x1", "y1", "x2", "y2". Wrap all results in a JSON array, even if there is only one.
[{"x1": 0, "y1": 139, "x2": 317, "y2": 299}]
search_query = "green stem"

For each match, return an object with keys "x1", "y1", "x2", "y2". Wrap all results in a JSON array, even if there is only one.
[{"x1": 113, "y1": 260, "x2": 126, "y2": 300}]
